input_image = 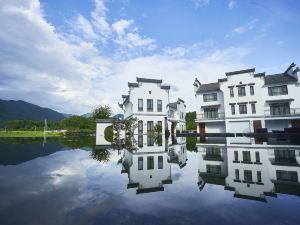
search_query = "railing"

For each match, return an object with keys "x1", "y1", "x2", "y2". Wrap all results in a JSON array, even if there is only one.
[
  {"x1": 264, "y1": 108, "x2": 300, "y2": 117},
  {"x1": 197, "y1": 113, "x2": 225, "y2": 120}
]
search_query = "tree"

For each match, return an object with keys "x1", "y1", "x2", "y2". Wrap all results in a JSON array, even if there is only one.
[
  {"x1": 92, "y1": 105, "x2": 112, "y2": 119},
  {"x1": 186, "y1": 111, "x2": 197, "y2": 130}
]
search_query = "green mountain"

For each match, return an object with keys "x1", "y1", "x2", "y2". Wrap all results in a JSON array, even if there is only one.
[{"x1": 0, "y1": 100, "x2": 65, "y2": 121}]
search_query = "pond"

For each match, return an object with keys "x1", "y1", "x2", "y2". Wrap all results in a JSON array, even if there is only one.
[{"x1": 0, "y1": 135, "x2": 299, "y2": 225}]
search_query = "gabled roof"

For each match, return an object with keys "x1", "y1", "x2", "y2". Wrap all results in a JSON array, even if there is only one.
[
  {"x1": 136, "y1": 77, "x2": 162, "y2": 83},
  {"x1": 225, "y1": 68, "x2": 255, "y2": 76},
  {"x1": 264, "y1": 73, "x2": 298, "y2": 85},
  {"x1": 196, "y1": 82, "x2": 220, "y2": 93}
]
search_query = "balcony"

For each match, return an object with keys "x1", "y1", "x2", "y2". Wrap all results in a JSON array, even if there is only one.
[
  {"x1": 264, "y1": 108, "x2": 300, "y2": 117},
  {"x1": 196, "y1": 112, "x2": 225, "y2": 121}
]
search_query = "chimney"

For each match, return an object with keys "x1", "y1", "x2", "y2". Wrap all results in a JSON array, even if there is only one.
[{"x1": 193, "y1": 78, "x2": 201, "y2": 93}]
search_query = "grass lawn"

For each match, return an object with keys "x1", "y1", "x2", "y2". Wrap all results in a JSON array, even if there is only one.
[{"x1": 0, "y1": 131, "x2": 63, "y2": 137}]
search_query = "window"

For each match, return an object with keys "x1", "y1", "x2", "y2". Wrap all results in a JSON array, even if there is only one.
[
  {"x1": 268, "y1": 85, "x2": 288, "y2": 96},
  {"x1": 242, "y1": 151, "x2": 251, "y2": 162},
  {"x1": 274, "y1": 150, "x2": 296, "y2": 163},
  {"x1": 231, "y1": 104, "x2": 235, "y2": 115},
  {"x1": 206, "y1": 165, "x2": 221, "y2": 175},
  {"x1": 138, "y1": 120, "x2": 143, "y2": 134},
  {"x1": 255, "y1": 151, "x2": 260, "y2": 163},
  {"x1": 147, "y1": 135, "x2": 154, "y2": 146},
  {"x1": 238, "y1": 86, "x2": 246, "y2": 97},
  {"x1": 147, "y1": 99, "x2": 153, "y2": 112},
  {"x1": 235, "y1": 169, "x2": 240, "y2": 180},
  {"x1": 158, "y1": 156, "x2": 163, "y2": 169},
  {"x1": 204, "y1": 108, "x2": 218, "y2": 119},
  {"x1": 147, "y1": 121, "x2": 154, "y2": 132},
  {"x1": 203, "y1": 93, "x2": 217, "y2": 102},
  {"x1": 270, "y1": 102, "x2": 290, "y2": 116},
  {"x1": 250, "y1": 86, "x2": 254, "y2": 95},
  {"x1": 157, "y1": 100, "x2": 162, "y2": 112},
  {"x1": 251, "y1": 103, "x2": 256, "y2": 114},
  {"x1": 138, "y1": 135, "x2": 143, "y2": 147},
  {"x1": 138, "y1": 157, "x2": 143, "y2": 170},
  {"x1": 244, "y1": 170, "x2": 252, "y2": 182},
  {"x1": 206, "y1": 147, "x2": 221, "y2": 159},
  {"x1": 234, "y1": 151, "x2": 238, "y2": 161},
  {"x1": 239, "y1": 104, "x2": 247, "y2": 114},
  {"x1": 276, "y1": 170, "x2": 298, "y2": 182},
  {"x1": 257, "y1": 171, "x2": 262, "y2": 183},
  {"x1": 138, "y1": 99, "x2": 143, "y2": 111},
  {"x1": 230, "y1": 87, "x2": 234, "y2": 97},
  {"x1": 157, "y1": 121, "x2": 162, "y2": 132},
  {"x1": 147, "y1": 156, "x2": 154, "y2": 170}
]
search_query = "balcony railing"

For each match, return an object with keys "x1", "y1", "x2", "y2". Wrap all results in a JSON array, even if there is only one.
[
  {"x1": 197, "y1": 113, "x2": 225, "y2": 120},
  {"x1": 264, "y1": 108, "x2": 300, "y2": 117}
]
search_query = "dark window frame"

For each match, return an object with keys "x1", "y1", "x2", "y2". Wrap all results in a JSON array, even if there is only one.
[
  {"x1": 268, "y1": 85, "x2": 288, "y2": 96},
  {"x1": 157, "y1": 99, "x2": 162, "y2": 112},
  {"x1": 147, "y1": 99, "x2": 153, "y2": 112},
  {"x1": 138, "y1": 99, "x2": 143, "y2": 111},
  {"x1": 250, "y1": 86, "x2": 254, "y2": 95},
  {"x1": 239, "y1": 104, "x2": 247, "y2": 114},
  {"x1": 238, "y1": 86, "x2": 246, "y2": 97}
]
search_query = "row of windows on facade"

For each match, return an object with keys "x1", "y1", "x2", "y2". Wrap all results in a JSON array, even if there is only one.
[
  {"x1": 234, "y1": 150, "x2": 297, "y2": 163},
  {"x1": 138, "y1": 121, "x2": 162, "y2": 133},
  {"x1": 138, "y1": 99, "x2": 162, "y2": 112},
  {"x1": 203, "y1": 85, "x2": 288, "y2": 103},
  {"x1": 138, "y1": 156, "x2": 163, "y2": 170},
  {"x1": 230, "y1": 103, "x2": 256, "y2": 115},
  {"x1": 137, "y1": 135, "x2": 163, "y2": 147}
]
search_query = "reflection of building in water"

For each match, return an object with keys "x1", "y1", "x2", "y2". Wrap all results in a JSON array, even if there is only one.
[
  {"x1": 197, "y1": 137, "x2": 300, "y2": 201},
  {"x1": 121, "y1": 135, "x2": 172, "y2": 194},
  {"x1": 167, "y1": 137, "x2": 187, "y2": 169}
]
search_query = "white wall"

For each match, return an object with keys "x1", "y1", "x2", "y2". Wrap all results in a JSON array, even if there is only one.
[{"x1": 206, "y1": 122, "x2": 226, "y2": 133}]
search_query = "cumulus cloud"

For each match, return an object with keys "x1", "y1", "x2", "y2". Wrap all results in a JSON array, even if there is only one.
[
  {"x1": 228, "y1": 0, "x2": 237, "y2": 10},
  {"x1": 0, "y1": 0, "x2": 250, "y2": 115}
]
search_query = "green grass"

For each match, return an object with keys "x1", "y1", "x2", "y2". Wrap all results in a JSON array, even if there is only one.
[{"x1": 0, "y1": 131, "x2": 64, "y2": 137}]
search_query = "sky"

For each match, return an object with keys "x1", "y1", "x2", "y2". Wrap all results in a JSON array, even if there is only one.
[{"x1": 0, "y1": 0, "x2": 300, "y2": 115}]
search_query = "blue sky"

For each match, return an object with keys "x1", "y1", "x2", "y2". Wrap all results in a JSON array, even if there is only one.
[{"x1": 0, "y1": 0, "x2": 300, "y2": 114}]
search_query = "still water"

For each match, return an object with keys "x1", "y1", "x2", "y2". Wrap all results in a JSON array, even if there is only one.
[{"x1": 0, "y1": 136, "x2": 299, "y2": 225}]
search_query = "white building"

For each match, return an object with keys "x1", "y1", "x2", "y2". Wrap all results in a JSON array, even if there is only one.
[
  {"x1": 121, "y1": 135, "x2": 172, "y2": 194},
  {"x1": 167, "y1": 137, "x2": 187, "y2": 169},
  {"x1": 167, "y1": 98, "x2": 186, "y2": 134},
  {"x1": 194, "y1": 63, "x2": 300, "y2": 134},
  {"x1": 119, "y1": 77, "x2": 185, "y2": 135},
  {"x1": 197, "y1": 137, "x2": 300, "y2": 200}
]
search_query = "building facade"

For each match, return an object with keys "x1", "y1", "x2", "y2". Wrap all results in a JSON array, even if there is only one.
[
  {"x1": 120, "y1": 77, "x2": 185, "y2": 135},
  {"x1": 167, "y1": 98, "x2": 186, "y2": 134},
  {"x1": 194, "y1": 63, "x2": 300, "y2": 134}
]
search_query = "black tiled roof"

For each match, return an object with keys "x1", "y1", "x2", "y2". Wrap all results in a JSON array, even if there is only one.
[
  {"x1": 167, "y1": 102, "x2": 177, "y2": 109},
  {"x1": 161, "y1": 85, "x2": 170, "y2": 90},
  {"x1": 264, "y1": 73, "x2": 298, "y2": 85},
  {"x1": 254, "y1": 72, "x2": 265, "y2": 77},
  {"x1": 128, "y1": 82, "x2": 138, "y2": 87},
  {"x1": 196, "y1": 82, "x2": 220, "y2": 93},
  {"x1": 225, "y1": 68, "x2": 255, "y2": 76},
  {"x1": 136, "y1": 77, "x2": 162, "y2": 83}
]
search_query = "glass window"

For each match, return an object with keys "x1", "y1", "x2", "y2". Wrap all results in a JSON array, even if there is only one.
[
  {"x1": 235, "y1": 169, "x2": 240, "y2": 180},
  {"x1": 231, "y1": 104, "x2": 235, "y2": 115},
  {"x1": 243, "y1": 151, "x2": 251, "y2": 162},
  {"x1": 268, "y1": 85, "x2": 288, "y2": 96},
  {"x1": 147, "y1": 121, "x2": 154, "y2": 132},
  {"x1": 230, "y1": 87, "x2": 234, "y2": 97},
  {"x1": 138, "y1": 135, "x2": 143, "y2": 147},
  {"x1": 206, "y1": 147, "x2": 221, "y2": 158},
  {"x1": 204, "y1": 108, "x2": 218, "y2": 119},
  {"x1": 138, "y1": 157, "x2": 143, "y2": 170},
  {"x1": 270, "y1": 102, "x2": 290, "y2": 116},
  {"x1": 234, "y1": 151, "x2": 238, "y2": 161},
  {"x1": 276, "y1": 170, "x2": 298, "y2": 182},
  {"x1": 244, "y1": 170, "x2": 252, "y2": 182},
  {"x1": 251, "y1": 103, "x2": 256, "y2": 114},
  {"x1": 203, "y1": 93, "x2": 218, "y2": 102},
  {"x1": 255, "y1": 151, "x2": 260, "y2": 163},
  {"x1": 157, "y1": 121, "x2": 162, "y2": 132},
  {"x1": 239, "y1": 104, "x2": 247, "y2": 114},
  {"x1": 206, "y1": 165, "x2": 221, "y2": 175},
  {"x1": 238, "y1": 86, "x2": 246, "y2": 97},
  {"x1": 157, "y1": 100, "x2": 162, "y2": 112},
  {"x1": 250, "y1": 86, "x2": 254, "y2": 95},
  {"x1": 158, "y1": 156, "x2": 163, "y2": 169},
  {"x1": 138, "y1": 99, "x2": 143, "y2": 111},
  {"x1": 274, "y1": 150, "x2": 296, "y2": 163},
  {"x1": 147, "y1": 135, "x2": 154, "y2": 146},
  {"x1": 147, "y1": 99, "x2": 153, "y2": 112},
  {"x1": 147, "y1": 156, "x2": 154, "y2": 170},
  {"x1": 257, "y1": 171, "x2": 262, "y2": 183},
  {"x1": 138, "y1": 120, "x2": 143, "y2": 134}
]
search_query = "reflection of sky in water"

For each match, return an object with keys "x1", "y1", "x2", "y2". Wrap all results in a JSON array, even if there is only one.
[{"x1": 0, "y1": 149, "x2": 299, "y2": 225}]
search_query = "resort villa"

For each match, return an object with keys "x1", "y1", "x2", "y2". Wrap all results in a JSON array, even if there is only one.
[
  {"x1": 194, "y1": 63, "x2": 300, "y2": 134},
  {"x1": 119, "y1": 78, "x2": 186, "y2": 135}
]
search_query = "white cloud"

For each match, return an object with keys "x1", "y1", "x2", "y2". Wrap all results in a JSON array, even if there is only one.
[
  {"x1": 232, "y1": 19, "x2": 259, "y2": 34},
  {"x1": 228, "y1": 0, "x2": 236, "y2": 9},
  {"x1": 74, "y1": 15, "x2": 99, "y2": 41},
  {"x1": 0, "y1": 0, "x2": 250, "y2": 115},
  {"x1": 192, "y1": 0, "x2": 210, "y2": 8},
  {"x1": 112, "y1": 19, "x2": 133, "y2": 35}
]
